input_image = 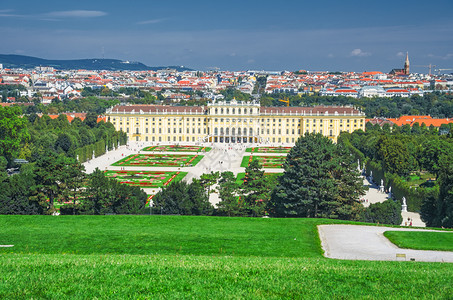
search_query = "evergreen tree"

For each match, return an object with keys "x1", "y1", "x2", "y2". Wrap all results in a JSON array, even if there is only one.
[
  {"x1": 79, "y1": 168, "x2": 146, "y2": 215},
  {"x1": 241, "y1": 159, "x2": 270, "y2": 217},
  {"x1": 268, "y1": 133, "x2": 364, "y2": 219},
  {"x1": 217, "y1": 171, "x2": 244, "y2": 216},
  {"x1": 151, "y1": 180, "x2": 212, "y2": 215}
]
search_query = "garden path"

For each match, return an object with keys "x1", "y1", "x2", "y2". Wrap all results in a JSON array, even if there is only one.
[
  {"x1": 361, "y1": 177, "x2": 425, "y2": 227},
  {"x1": 318, "y1": 224, "x2": 453, "y2": 262}
]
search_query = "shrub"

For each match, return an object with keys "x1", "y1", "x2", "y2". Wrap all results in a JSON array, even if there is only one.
[{"x1": 361, "y1": 199, "x2": 402, "y2": 225}]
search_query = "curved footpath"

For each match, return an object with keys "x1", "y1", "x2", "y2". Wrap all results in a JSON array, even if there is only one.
[{"x1": 318, "y1": 225, "x2": 453, "y2": 263}]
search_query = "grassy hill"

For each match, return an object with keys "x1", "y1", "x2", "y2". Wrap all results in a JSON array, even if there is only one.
[
  {"x1": 0, "y1": 215, "x2": 451, "y2": 298},
  {"x1": 0, "y1": 54, "x2": 192, "y2": 71}
]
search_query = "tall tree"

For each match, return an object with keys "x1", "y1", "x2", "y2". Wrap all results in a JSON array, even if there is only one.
[
  {"x1": 376, "y1": 136, "x2": 414, "y2": 176},
  {"x1": 151, "y1": 180, "x2": 212, "y2": 215},
  {"x1": 268, "y1": 133, "x2": 364, "y2": 219},
  {"x1": 241, "y1": 159, "x2": 269, "y2": 217},
  {"x1": 420, "y1": 138, "x2": 453, "y2": 179},
  {"x1": 0, "y1": 106, "x2": 30, "y2": 162},
  {"x1": 217, "y1": 171, "x2": 243, "y2": 216},
  {"x1": 422, "y1": 156, "x2": 453, "y2": 227},
  {"x1": 81, "y1": 168, "x2": 146, "y2": 215},
  {"x1": 31, "y1": 152, "x2": 83, "y2": 213}
]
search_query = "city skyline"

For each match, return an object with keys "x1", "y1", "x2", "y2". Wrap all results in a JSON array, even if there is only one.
[{"x1": 1, "y1": 0, "x2": 453, "y2": 72}]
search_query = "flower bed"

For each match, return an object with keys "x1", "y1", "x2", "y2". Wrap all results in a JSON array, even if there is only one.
[
  {"x1": 104, "y1": 170, "x2": 188, "y2": 188},
  {"x1": 245, "y1": 146, "x2": 292, "y2": 153},
  {"x1": 111, "y1": 154, "x2": 204, "y2": 167}
]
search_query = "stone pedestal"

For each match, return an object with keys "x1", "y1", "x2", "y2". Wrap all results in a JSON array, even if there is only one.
[{"x1": 401, "y1": 204, "x2": 407, "y2": 212}]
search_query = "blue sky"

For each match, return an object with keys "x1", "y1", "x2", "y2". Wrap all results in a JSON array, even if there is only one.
[{"x1": 1, "y1": 0, "x2": 453, "y2": 72}]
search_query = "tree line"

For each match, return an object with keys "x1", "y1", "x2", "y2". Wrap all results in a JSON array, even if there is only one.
[
  {"x1": 260, "y1": 92, "x2": 453, "y2": 118},
  {"x1": 151, "y1": 133, "x2": 402, "y2": 225},
  {"x1": 339, "y1": 123, "x2": 453, "y2": 228},
  {"x1": 0, "y1": 105, "x2": 142, "y2": 215}
]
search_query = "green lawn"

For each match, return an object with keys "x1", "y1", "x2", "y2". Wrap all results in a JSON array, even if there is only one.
[
  {"x1": 0, "y1": 216, "x2": 324, "y2": 257},
  {"x1": 236, "y1": 172, "x2": 282, "y2": 185},
  {"x1": 384, "y1": 231, "x2": 453, "y2": 251},
  {"x1": 0, "y1": 216, "x2": 452, "y2": 299},
  {"x1": 240, "y1": 155, "x2": 286, "y2": 168}
]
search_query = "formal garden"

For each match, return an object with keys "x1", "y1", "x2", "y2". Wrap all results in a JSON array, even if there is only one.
[
  {"x1": 245, "y1": 146, "x2": 292, "y2": 153},
  {"x1": 104, "y1": 170, "x2": 187, "y2": 188},
  {"x1": 240, "y1": 155, "x2": 286, "y2": 168},
  {"x1": 142, "y1": 145, "x2": 212, "y2": 152},
  {"x1": 112, "y1": 154, "x2": 204, "y2": 167}
]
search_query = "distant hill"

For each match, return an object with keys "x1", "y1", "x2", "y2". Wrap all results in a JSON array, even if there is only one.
[{"x1": 0, "y1": 54, "x2": 192, "y2": 72}]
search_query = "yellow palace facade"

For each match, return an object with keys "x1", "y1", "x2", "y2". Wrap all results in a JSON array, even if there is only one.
[{"x1": 106, "y1": 100, "x2": 365, "y2": 144}]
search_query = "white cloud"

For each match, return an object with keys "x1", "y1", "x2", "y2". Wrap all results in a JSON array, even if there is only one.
[
  {"x1": 0, "y1": 9, "x2": 23, "y2": 17},
  {"x1": 327, "y1": 53, "x2": 334, "y2": 58},
  {"x1": 46, "y1": 10, "x2": 107, "y2": 18},
  {"x1": 396, "y1": 51, "x2": 405, "y2": 57},
  {"x1": 350, "y1": 48, "x2": 371, "y2": 57},
  {"x1": 137, "y1": 19, "x2": 165, "y2": 25},
  {"x1": 427, "y1": 53, "x2": 453, "y2": 60}
]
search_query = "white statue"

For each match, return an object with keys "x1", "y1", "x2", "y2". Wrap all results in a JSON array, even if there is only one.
[
  {"x1": 389, "y1": 186, "x2": 392, "y2": 194},
  {"x1": 402, "y1": 197, "x2": 406, "y2": 206},
  {"x1": 381, "y1": 179, "x2": 384, "y2": 186}
]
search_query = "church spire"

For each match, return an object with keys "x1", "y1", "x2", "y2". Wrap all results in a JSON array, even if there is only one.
[{"x1": 404, "y1": 52, "x2": 410, "y2": 75}]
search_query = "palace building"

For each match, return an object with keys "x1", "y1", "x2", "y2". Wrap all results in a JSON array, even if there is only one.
[{"x1": 106, "y1": 100, "x2": 365, "y2": 144}]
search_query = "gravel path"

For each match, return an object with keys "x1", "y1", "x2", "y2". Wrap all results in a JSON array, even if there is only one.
[{"x1": 318, "y1": 224, "x2": 453, "y2": 263}]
